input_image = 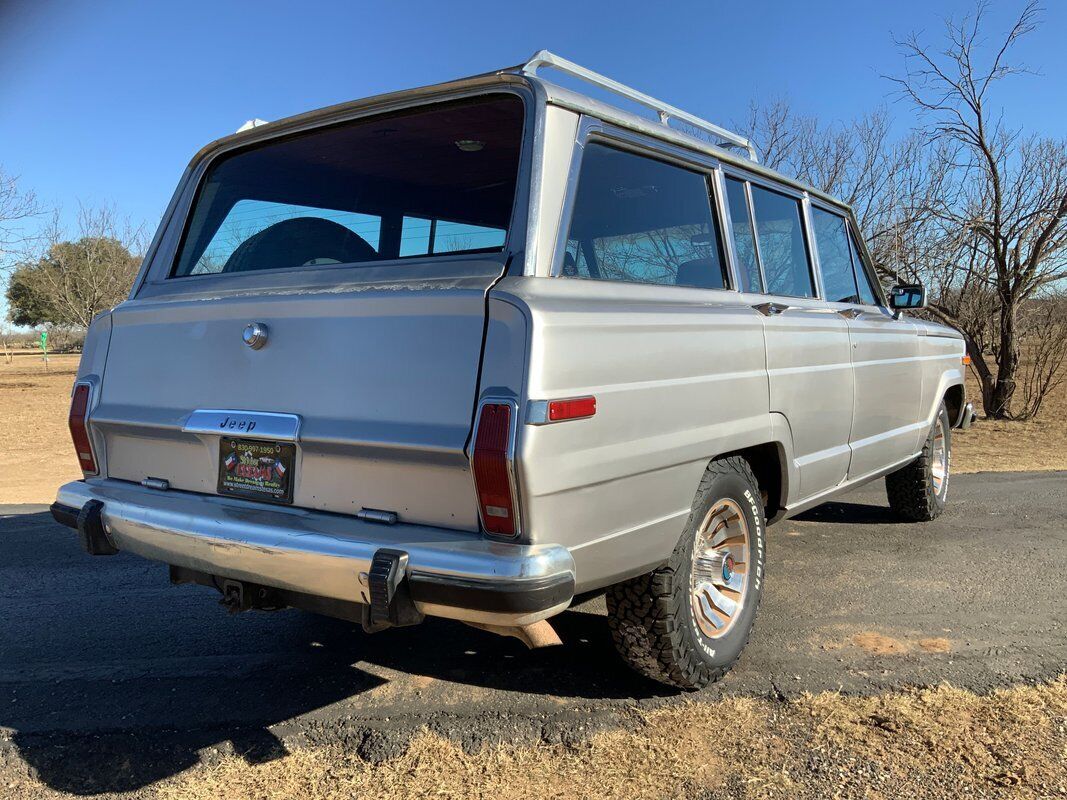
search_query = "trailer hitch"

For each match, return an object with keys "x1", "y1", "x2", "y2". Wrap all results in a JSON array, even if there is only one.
[
  {"x1": 219, "y1": 580, "x2": 248, "y2": 613},
  {"x1": 215, "y1": 578, "x2": 283, "y2": 614}
]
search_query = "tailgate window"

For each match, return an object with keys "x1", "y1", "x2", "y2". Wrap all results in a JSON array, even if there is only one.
[
  {"x1": 172, "y1": 95, "x2": 524, "y2": 278},
  {"x1": 399, "y1": 217, "x2": 506, "y2": 257},
  {"x1": 194, "y1": 200, "x2": 384, "y2": 274}
]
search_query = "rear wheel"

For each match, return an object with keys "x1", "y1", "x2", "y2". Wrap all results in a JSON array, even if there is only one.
[
  {"x1": 886, "y1": 402, "x2": 951, "y2": 522},
  {"x1": 606, "y1": 456, "x2": 766, "y2": 690}
]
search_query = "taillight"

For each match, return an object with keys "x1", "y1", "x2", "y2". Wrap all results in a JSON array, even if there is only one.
[
  {"x1": 68, "y1": 382, "x2": 98, "y2": 475},
  {"x1": 472, "y1": 402, "x2": 518, "y2": 537}
]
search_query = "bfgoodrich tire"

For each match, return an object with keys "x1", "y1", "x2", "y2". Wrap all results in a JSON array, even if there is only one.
[
  {"x1": 606, "y1": 456, "x2": 766, "y2": 690},
  {"x1": 886, "y1": 402, "x2": 951, "y2": 522}
]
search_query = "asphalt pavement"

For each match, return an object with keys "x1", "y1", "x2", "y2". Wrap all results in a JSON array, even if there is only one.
[{"x1": 1, "y1": 471, "x2": 1064, "y2": 794}]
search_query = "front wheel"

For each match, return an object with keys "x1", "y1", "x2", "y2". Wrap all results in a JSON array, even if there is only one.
[
  {"x1": 886, "y1": 402, "x2": 951, "y2": 522},
  {"x1": 606, "y1": 456, "x2": 766, "y2": 690}
]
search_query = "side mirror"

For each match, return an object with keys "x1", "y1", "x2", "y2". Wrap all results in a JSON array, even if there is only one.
[{"x1": 889, "y1": 283, "x2": 926, "y2": 312}]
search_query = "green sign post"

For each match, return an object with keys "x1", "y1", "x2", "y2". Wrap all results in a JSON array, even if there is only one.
[{"x1": 40, "y1": 329, "x2": 48, "y2": 370}]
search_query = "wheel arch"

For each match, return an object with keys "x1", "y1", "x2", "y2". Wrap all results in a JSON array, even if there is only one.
[
  {"x1": 711, "y1": 441, "x2": 789, "y2": 524},
  {"x1": 924, "y1": 368, "x2": 965, "y2": 429},
  {"x1": 942, "y1": 383, "x2": 966, "y2": 428}
]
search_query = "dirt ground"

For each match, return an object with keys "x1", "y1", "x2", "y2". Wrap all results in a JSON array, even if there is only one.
[
  {"x1": 1, "y1": 350, "x2": 1065, "y2": 799},
  {"x1": 953, "y1": 368, "x2": 1067, "y2": 473},
  {"x1": 2, "y1": 678, "x2": 1064, "y2": 799},
  {"x1": 1, "y1": 352, "x2": 1063, "y2": 505},
  {"x1": 0, "y1": 353, "x2": 83, "y2": 504}
]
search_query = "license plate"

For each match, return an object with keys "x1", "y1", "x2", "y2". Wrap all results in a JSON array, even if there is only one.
[{"x1": 217, "y1": 438, "x2": 296, "y2": 504}]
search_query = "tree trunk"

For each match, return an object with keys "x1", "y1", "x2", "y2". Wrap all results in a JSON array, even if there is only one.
[
  {"x1": 963, "y1": 337, "x2": 995, "y2": 417},
  {"x1": 988, "y1": 301, "x2": 1019, "y2": 419}
]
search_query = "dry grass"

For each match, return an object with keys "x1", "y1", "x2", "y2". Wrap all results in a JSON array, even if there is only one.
[
  {"x1": 953, "y1": 368, "x2": 1067, "y2": 473},
  {"x1": 5, "y1": 678, "x2": 1063, "y2": 799}
]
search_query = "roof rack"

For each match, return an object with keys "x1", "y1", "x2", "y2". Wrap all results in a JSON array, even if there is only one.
[{"x1": 520, "y1": 50, "x2": 757, "y2": 162}]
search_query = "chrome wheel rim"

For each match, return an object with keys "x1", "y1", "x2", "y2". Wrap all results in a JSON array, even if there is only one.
[
  {"x1": 931, "y1": 419, "x2": 948, "y2": 495},
  {"x1": 689, "y1": 499, "x2": 749, "y2": 640}
]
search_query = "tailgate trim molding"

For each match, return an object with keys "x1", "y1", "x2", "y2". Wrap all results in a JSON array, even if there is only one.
[{"x1": 182, "y1": 409, "x2": 302, "y2": 441}]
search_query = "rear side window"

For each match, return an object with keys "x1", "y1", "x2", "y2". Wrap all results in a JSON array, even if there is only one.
[
  {"x1": 562, "y1": 143, "x2": 728, "y2": 290},
  {"x1": 811, "y1": 207, "x2": 860, "y2": 303},
  {"x1": 749, "y1": 185, "x2": 815, "y2": 298},
  {"x1": 171, "y1": 95, "x2": 524, "y2": 278}
]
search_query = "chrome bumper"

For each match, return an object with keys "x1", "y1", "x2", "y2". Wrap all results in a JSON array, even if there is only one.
[
  {"x1": 956, "y1": 401, "x2": 977, "y2": 430},
  {"x1": 54, "y1": 479, "x2": 575, "y2": 626}
]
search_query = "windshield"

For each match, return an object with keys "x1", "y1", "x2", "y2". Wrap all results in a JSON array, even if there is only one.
[{"x1": 171, "y1": 94, "x2": 524, "y2": 278}]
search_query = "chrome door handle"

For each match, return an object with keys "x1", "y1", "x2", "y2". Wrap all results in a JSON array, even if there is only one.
[
  {"x1": 837, "y1": 308, "x2": 863, "y2": 319},
  {"x1": 753, "y1": 302, "x2": 790, "y2": 316}
]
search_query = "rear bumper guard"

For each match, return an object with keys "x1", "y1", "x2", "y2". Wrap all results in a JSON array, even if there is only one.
[{"x1": 52, "y1": 479, "x2": 575, "y2": 627}]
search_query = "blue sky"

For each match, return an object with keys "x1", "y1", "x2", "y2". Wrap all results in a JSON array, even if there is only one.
[{"x1": 1, "y1": 0, "x2": 1064, "y2": 322}]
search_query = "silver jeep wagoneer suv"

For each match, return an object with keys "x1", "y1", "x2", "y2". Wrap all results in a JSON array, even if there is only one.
[{"x1": 54, "y1": 52, "x2": 974, "y2": 688}]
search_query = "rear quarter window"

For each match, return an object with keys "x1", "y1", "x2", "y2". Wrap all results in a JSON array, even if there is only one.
[{"x1": 560, "y1": 143, "x2": 728, "y2": 290}]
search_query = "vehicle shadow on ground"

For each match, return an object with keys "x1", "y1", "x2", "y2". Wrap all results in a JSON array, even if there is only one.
[
  {"x1": 7, "y1": 607, "x2": 658, "y2": 794},
  {"x1": 794, "y1": 499, "x2": 906, "y2": 525},
  {"x1": 3, "y1": 512, "x2": 669, "y2": 794},
  {"x1": 4, "y1": 498, "x2": 899, "y2": 794}
]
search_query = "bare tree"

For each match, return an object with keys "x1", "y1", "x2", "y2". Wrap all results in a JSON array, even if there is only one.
[
  {"x1": 742, "y1": 3, "x2": 1067, "y2": 420},
  {"x1": 739, "y1": 101, "x2": 956, "y2": 288},
  {"x1": 742, "y1": 100, "x2": 898, "y2": 233},
  {"x1": 0, "y1": 322, "x2": 13, "y2": 364},
  {"x1": 1015, "y1": 292, "x2": 1067, "y2": 418},
  {"x1": 0, "y1": 166, "x2": 40, "y2": 270},
  {"x1": 889, "y1": 1, "x2": 1067, "y2": 418}
]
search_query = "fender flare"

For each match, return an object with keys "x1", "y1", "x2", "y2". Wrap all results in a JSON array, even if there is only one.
[{"x1": 924, "y1": 367, "x2": 966, "y2": 429}]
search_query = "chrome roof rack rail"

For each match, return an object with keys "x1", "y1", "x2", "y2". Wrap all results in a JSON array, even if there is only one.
[{"x1": 520, "y1": 50, "x2": 758, "y2": 162}]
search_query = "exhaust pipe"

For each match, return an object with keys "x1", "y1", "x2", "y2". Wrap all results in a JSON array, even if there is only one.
[{"x1": 464, "y1": 619, "x2": 562, "y2": 649}]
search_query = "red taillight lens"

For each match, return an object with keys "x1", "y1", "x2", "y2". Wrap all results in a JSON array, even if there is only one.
[
  {"x1": 472, "y1": 402, "x2": 517, "y2": 537},
  {"x1": 548, "y1": 395, "x2": 596, "y2": 422},
  {"x1": 68, "y1": 383, "x2": 98, "y2": 474}
]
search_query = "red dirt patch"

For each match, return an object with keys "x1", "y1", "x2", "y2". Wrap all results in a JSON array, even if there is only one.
[
  {"x1": 918, "y1": 637, "x2": 952, "y2": 653},
  {"x1": 851, "y1": 631, "x2": 910, "y2": 655}
]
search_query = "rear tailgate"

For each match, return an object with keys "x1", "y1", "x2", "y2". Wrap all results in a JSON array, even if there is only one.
[
  {"x1": 91, "y1": 92, "x2": 529, "y2": 531},
  {"x1": 97, "y1": 274, "x2": 495, "y2": 530}
]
